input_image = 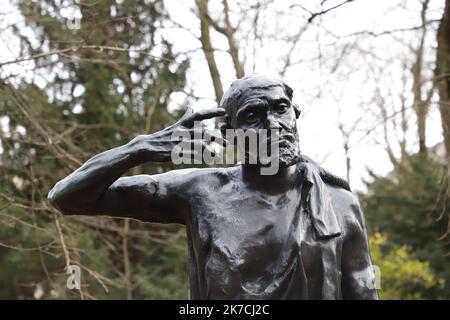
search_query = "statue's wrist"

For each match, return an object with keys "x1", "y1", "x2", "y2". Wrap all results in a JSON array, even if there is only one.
[
  {"x1": 127, "y1": 134, "x2": 164, "y2": 162},
  {"x1": 126, "y1": 135, "x2": 150, "y2": 160}
]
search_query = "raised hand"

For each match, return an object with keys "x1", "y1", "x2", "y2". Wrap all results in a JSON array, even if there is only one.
[
  {"x1": 131, "y1": 107, "x2": 226, "y2": 163},
  {"x1": 47, "y1": 106, "x2": 226, "y2": 218}
]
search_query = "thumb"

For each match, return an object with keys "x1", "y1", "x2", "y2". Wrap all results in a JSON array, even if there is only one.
[{"x1": 178, "y1": 106, "x2": 194, "y2": 122}]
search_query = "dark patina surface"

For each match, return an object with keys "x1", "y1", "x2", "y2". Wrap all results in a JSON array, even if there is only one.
[{"x1": 48, "y1": 74, "x2": 379, "y2": 299}]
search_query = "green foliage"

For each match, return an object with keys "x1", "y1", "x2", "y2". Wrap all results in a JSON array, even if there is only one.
[
  {"x1": 134, "y1": 229, "x2": 189, "y2": 299},
  {"x1": 362, "y1": 156, "x2": 450, "y2": 299},
  {"x1": 0, "y1": 0, "x2": 190, "y2": 299},
  {"x1": 1, "y1": 0, "x2": 449, "y2": 301},
  {"x1": 369, "y1": 232, "x2": 444, "y2": 300}
]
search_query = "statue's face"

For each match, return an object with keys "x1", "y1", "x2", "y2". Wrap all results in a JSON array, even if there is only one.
[{"x1": 230, "y1": 85, "x2": 301, "y2": 167}]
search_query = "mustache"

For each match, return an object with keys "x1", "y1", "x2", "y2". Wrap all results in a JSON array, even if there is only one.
[
  {"x1": 260, "y1": 130, "x2": 298, "y2": 146},
  {"x1": 279, "y1": 133, "x2": 296, "y2": 143}
]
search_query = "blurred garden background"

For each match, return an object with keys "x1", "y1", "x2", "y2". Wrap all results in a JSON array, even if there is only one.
[{"x1": 0, "y1": 0, "x2": 449, "y2": 299}]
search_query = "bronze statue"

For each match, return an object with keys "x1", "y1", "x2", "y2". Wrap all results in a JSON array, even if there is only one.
[{"x1": 48, "y1": 74, "x2": 379, "y2": 300}]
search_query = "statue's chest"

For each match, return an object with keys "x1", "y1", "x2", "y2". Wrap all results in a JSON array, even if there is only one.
[
  {"x1": 187, "y1": 189, "x2": 308, "y2": 297},
  {"x1": 215, "y1": 197, "x2": 297, "y2": 242},
  {"x1": 193, "y1": 189, "x2": 303, "y2": 269}
]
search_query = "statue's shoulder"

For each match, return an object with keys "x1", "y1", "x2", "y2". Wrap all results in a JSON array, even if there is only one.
[
  {"x1": 299, "y1": 156, "x2": 367, "y2": 235},
  {"x1": 299, "y1": 155, "x2": 351, "y2": 192}
]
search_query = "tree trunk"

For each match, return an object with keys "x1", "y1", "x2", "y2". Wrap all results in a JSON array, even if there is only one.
[
  {"x1": 413, "y1": 0, "x2": 430, "y2": 164},
  {"x1": 196, "y1": 0, "x2": 224, "y2": 104},
  {"x1": 222, "y1": 0, "x2": 245, "y2": 78},
  {"x1": 436, "y1": 0, "x2": 450, "y2": 167}
]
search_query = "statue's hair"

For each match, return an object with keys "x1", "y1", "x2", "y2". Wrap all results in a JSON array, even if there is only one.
[
  {"x1": 300, "y1": 155, "x2": 352, "y2": 192},
  {"x1": 220, "y1": 74, "x2": 293, "y2": 116}
]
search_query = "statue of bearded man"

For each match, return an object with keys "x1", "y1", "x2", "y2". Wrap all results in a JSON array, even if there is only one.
[{"x1": 48, "y1": 74, "x2": 379, "y2": 300}]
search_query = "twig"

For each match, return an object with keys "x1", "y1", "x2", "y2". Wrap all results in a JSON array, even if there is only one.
[{"x1": 54, "y1": 213, "x2": 71, "y2": 269}]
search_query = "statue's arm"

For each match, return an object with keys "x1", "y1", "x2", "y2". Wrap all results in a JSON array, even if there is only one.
[
  {"x1": 47, "y1": 108, "x2": 224, "y2": 224},
  {"x1": 47, "y1": 140, "x2": 184, "y2": 223},
  {"x1": 341, "y1": 195, "x2": 379, "y2": 300}
]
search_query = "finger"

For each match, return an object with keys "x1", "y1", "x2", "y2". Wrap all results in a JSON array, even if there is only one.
[
  {"x1": 176, "y1": 144, "x2": 215, "y2": 160},
  {"x1": 191, "y1": 140, "x2": 218, "y2": 156},
  {"x1": 176, "y1": 106, "x2": 195, "y2": 124},
  {"x1": 188, "y1": 127, "x2": 216, "y2": 139},
  {"x1": 209, "y1": 132, "x2": 230, "y2": 147},
  {"x1": 189, "y1": 129, "x2": 230, "y2": 148},
  {"x1": 181, "y1": 108, "x2": 226, "y2": 127}
]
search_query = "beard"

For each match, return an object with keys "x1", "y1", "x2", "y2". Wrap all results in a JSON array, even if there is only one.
[
  {"x1": 277, "y1": 127, "x2": 301, "y2": 167},
  {"x1": 243, "y1": 127, "x2": 300, "y2": 168}
]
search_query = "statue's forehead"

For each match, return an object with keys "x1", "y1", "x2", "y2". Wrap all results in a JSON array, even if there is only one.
[{"x1": 236, "y1": 85, "x2": 287, "y2": 107}]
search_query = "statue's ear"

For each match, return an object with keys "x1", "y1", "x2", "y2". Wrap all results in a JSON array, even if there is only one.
[{"x1": 293, "y1": 103, "x2": 301, "y2": 119}]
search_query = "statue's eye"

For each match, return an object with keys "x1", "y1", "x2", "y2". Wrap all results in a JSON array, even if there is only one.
[
  {"x1": 245, "y1": 112, "x2": 258, "y2": 123},
  {"x1": 276, "y1": 103, "x2": 289, "y2": 114}
]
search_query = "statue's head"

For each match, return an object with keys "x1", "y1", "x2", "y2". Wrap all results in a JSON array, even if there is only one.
[{"x1": 220, "y1": 74, "x2": 301, "y2": 167}]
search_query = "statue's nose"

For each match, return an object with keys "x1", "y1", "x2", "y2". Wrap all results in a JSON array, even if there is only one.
[{"x1": 266, "y1": 114, "x2": 282, "y2": 130}]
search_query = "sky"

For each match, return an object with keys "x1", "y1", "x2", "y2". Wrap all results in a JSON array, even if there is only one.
[
  {"x1": 163, "y1": 0, "x2": 445, "y2": 190},
  {"x1": 0, "y1": 0, "x2": 446, "y2": 191}
]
